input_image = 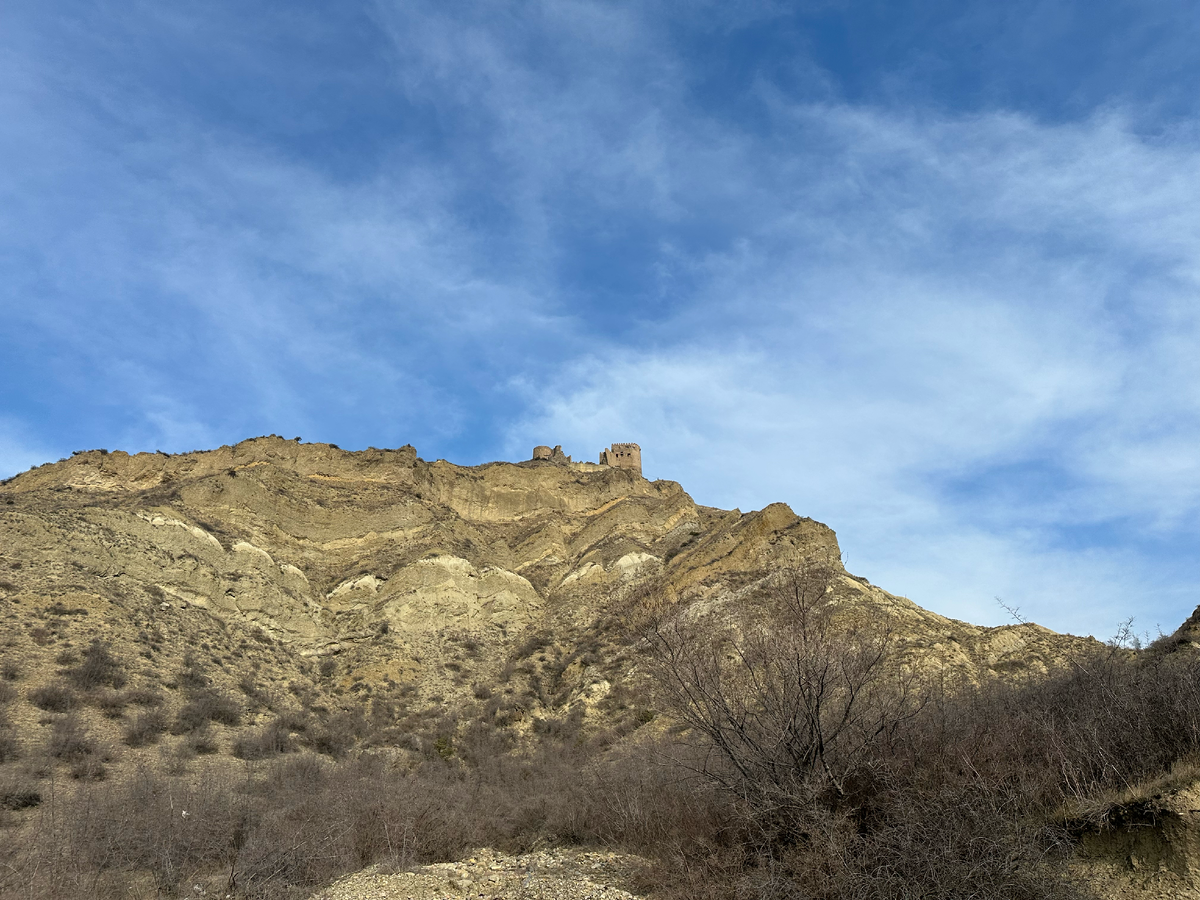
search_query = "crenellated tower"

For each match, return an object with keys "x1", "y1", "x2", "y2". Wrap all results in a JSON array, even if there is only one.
[{"x1": 599, "y1": 443, "x2": 641, "y2": 474}]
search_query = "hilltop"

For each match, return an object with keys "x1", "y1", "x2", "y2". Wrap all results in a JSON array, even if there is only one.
[
  {"x1": 2, "y1": 437, "x2": 1198, "y2": 900},
  {"x1": 0, "y1": 436, "x2": 1080, "y2": 699}
]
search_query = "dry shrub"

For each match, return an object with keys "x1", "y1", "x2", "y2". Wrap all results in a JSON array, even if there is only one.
[
  {"x1": 62, "y1": 766, "x2": 250, "y2": 895},
  {"x1": 173, "y1": 690, "x2": 242, "y2": 733},
  {"x1": 0, "y1": 707, "x2": 17, "y2": 760},
  {"x1": 93, "y1": 690, "x2": 128, "y2": 718},
  {"x1": 125, "y1": 687, "x2": 164, "y2": 706},
  {"x1": 275, "y1": 707, "x2": 310, "y2": 733},
  {"x1": 187, "y1": 726, "x2": 220, "y2": 755},
  {"x1": 0, "y1": 681, "x2": 15, "y2": 704},
  {"x1": 633, "y1": 578, "x2": 1200, "y2": 900},
  {"x1": 237, "y1": 673, "x2": 272, "y2": 709},
  {"x1": 833, "y1": 785, "x2": 1078, "y2": 900},
  {"x1": 908, "y1": 641, "x2": 1200, "y2": 813},
  {"x1": 303, "y1": 709, "x2": 365, "y2": 758},
  {"x1": 29, "y1": 683, "x2": 77, "y2": 712},
  {"x1": 640, "y1": 563, "x2": 1096, "y2": 900},
  {"x1": 0, "y1": 731, "x2": 712, "y2": 900},
  {"x1": 232, "y1": 720, "x2": 295, "y2": 760},
  {"x1": 41, "y1": 715, "x2": 109, "y2": 781},
  {"x1": 0, "y1": 729, "x2": 18, "y2": 763},
  {"x1": 70, "y1": 756, "x2": 108, "y2": 781},
  {"x1": 46, "y1": 715, "x2": 96, "y2": 762},
  {"x1": 566, "y1": 742, "x2": 728, "y2": 854},
  {"x1": 68, "y1": 639, "x2": 126, "y2": 690},
  {"x1": 0, "y1": 778, "x2": 40, "y2": 811},
  {"x1": 177, "y1": 653, "x2": 212, "y2": 694},
  {"x1": 645, "y1": 562, "x2": 922, "y2": 825},
  {"x1": 123, "y1": 709, "x2": 168, "y2": 747}
]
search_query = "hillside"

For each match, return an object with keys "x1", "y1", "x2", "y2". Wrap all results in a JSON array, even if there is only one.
[
  {"x1": 1, "y1": 437, "x2": 1196, "y2": 900},
  {"x1": 0, "y1": 436, "x2": 1080, "y2": 701}
]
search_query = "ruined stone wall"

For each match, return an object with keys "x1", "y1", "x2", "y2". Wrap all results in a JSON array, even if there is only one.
[
  {"x1": 531, "y1": 443, "x2": 638, "y2": 473},
  {"x1": 530, "y1": 445, "x2": 571, "y2": 464},
  {"x1": 599, "y1": 443, "x2": 641, "y2": 474}
]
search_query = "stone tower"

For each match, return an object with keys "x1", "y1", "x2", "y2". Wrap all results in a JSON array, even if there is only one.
[{"x1": 599, "y1": 443, "x2": 641, "y2": 474}]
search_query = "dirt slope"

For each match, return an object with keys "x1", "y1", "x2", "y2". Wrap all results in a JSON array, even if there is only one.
[
  {"x1": 7, "y1": 436, "x2": 1172, "y2": 900},
  {"x1": 0, "y1": 436, "x2": 1084, "y2": 697}
]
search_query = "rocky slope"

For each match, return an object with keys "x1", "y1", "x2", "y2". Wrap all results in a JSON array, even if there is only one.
[
  {"x1": 0, "y1": 436, "x2": 1081, "y2": 696},
  {"x1": 0, "y1": 435, "x2": 1102, "y2": 773},
  {"x1": 313, "y1": 847, "x2": 647, "y2": 900},
  {"x1": 9, "y1": 436, "x2": 1188, "y2": 900}
]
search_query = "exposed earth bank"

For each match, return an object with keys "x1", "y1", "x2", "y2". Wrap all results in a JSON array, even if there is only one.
[{"x1": 2, "y1": 437, "x2": 1198, "y2": 900}]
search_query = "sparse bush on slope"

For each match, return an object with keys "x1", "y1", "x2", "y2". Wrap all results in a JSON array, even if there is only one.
[
  {"x1": 2, "y1": 564, "x2": 1200, "y2": 900},
  {"x1": 639, "y1": 568, "x2": 1200, "y2": 899},
  {"x1": 122, "y1": 708, "x2": 168, "y2": 747},
  {"x1": 28, "y1": 683, "x2": 76, "y2": 712},
  {"x1": 68, "y1": 639, "x2": 126, "y2": 691},
  {"x1": 644, "y1": 561, "x2": 1088, "y2": 899},
  {"x1": 0, "y1": 708, "x2": 17, "y2": 763}
]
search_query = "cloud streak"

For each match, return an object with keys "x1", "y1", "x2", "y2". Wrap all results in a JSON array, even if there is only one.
[
  {"x1": 0, "y1": 0, "x2": 1195, "y2": 636},
  {"x1": 501, "y1": 99, "x2": 1200, "y2": 637}
]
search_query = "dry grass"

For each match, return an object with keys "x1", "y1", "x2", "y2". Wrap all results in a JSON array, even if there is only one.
[
  {"x1": 634, "y1": 568, "x2": 1200, "y2": 900},
  {"x1": 1054, "y1": 756, "x2": 1200, "y2": 833},
  {"x1": 28, "y1": 683, "x2": 77, "y2": 712},
  {"x1": 0, "y1": 739, "x2": 713, "y2": 900},
  {"x1": 1, "y1": 572, "x2": 1199, "y2": 900}
]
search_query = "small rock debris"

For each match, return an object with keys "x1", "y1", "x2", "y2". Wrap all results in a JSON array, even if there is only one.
[{"x1": 310, "y1": 847, "x2": 645, "y2": 900}]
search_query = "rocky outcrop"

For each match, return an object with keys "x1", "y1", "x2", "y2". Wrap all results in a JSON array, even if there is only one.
[
  {"x1": 313, "y1": 848, "x2": 646, "y2": 900},
  {"x1": 0, "y1": 436, "x2": 1091, "y2": 718},
  {"x1": 1, "y1": 436, "x2": 1156, "y2": 900}
]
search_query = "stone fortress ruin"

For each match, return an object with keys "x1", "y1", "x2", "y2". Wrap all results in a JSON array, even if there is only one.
[
  {"x1": 599, "y1": 443, "x2": 641, "y2": 472},
  {"x1": 530, "y1": 442, "x2": 642, "y2": 475}
]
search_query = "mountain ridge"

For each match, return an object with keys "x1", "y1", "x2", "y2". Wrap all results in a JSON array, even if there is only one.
[
  {"x1": 7, "y1": 436, "x2": 1200, "y2": 900},
  {"x1": 0, "y1": 434, "x2": 1085, "y2": 686}
]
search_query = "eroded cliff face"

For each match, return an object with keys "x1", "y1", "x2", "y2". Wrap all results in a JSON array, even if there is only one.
[
  {"x1": 0, "y1": 438, "x2": 829, "y2": 643},
  {"x1": 0, "y1": 436, "x2": 1088, "y2": 716},
  {"x1": 5, "y1": 438, "x2": 1199, "y2": 900}
]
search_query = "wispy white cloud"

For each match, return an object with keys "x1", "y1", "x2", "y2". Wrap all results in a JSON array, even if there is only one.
[
  {"x1": 510, "y1": 336, "x2": 1196, "y2": 637},
  {"x1": 0, "y1": 22, "x2": 570, "y2": 453},
  {"x1": 504, "y1": 102, "x2": 1200, "y2": 637},
  {"x1": 1, "y1": 1, "x2": 1195, "y2": 636}
]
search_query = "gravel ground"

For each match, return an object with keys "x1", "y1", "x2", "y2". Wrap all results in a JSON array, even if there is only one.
[{"x1": 310, "y1": 848, "x2": 649, "y2": 900}]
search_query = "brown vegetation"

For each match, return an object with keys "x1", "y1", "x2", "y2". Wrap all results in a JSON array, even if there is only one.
[
  {"x1": 0, "y1": 575, "x2": 1197, "y2": 900},
  {"x1": 638, "y1": 566, "x2": 1200, "y2": 899},
  {"x1": 68, "y1": 639, "x2": 127, "y2": 691},
  {"x1": 28, "y1": 683, "x2": 77, "y2": 712},
  {"x1": 1, "y1": 441, "x2": 1197, "y2": 898}
]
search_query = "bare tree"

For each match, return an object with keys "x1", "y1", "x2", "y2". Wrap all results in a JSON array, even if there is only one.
[{"x1": 645, "y1": 560, "x2": 925, "y2": 829}]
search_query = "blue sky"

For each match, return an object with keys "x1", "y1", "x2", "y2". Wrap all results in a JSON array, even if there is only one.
[{"x1": 2, "y1": 0, "x2": 1197, "y2": 638}]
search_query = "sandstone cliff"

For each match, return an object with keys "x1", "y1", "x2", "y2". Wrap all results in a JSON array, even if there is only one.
[
  {"x1": 3, "y1": 437, "x2": 1197, "y2": 900},
  {"x1": 0, "y1": 436, "x2": 1084, "y2": 715}
]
